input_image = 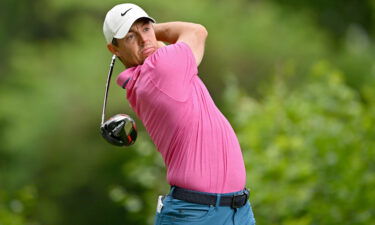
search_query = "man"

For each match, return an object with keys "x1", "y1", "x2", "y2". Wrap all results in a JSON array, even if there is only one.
[{"x1": 103, "y1": 3, "x2": 256, "y2": 225}]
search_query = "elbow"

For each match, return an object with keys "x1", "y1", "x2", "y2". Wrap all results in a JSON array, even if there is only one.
[
  {"x1": 190, "y1": 23, "x2": 207, "y2": 39},
  {"x1": 196, "y1": 24, "x2": 208, "y2": 39}
]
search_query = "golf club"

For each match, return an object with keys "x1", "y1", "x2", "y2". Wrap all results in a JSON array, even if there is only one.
[{"x1": 100, "y1": 55, "x2": 137, "y2": 146}]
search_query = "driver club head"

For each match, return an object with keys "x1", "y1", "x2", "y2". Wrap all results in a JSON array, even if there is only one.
[
  {"x1": 100, "y1": 55, "x2": 138, "y2": 147},
  {"x1": 100, "y1": 114, "x2": 137, "y2": 146}
]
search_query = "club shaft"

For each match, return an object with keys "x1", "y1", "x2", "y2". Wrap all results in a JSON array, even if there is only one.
[{"x1": 101, "y1": 55, "x2": 116, "y2": 125}]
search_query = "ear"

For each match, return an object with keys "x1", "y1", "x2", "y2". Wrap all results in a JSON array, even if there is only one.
[{"x1": 107, "y1": 43, "x2": 120, "y2": 57}]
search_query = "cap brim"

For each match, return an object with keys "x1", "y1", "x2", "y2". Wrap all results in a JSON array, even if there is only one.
[{"x1": 113, "y1": 16, "x2": 156, "y2": 40}]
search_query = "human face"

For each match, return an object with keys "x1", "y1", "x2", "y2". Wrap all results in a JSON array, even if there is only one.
[{"x1": 112, "y1": 19, "x2": 158, "y2": 67}]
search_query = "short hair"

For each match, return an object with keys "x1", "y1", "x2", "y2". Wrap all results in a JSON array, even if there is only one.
[{"x1": 112, "y1": 38, "x2": 119, "y2": 46}]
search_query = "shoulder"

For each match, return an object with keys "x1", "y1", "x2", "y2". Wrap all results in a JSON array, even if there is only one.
[
  {"x1": 147, "y1": 42, "x2": 195, "y2": 67},
  {"x1": 145, "y1": 42, "x2": 197, "y2": 75}
]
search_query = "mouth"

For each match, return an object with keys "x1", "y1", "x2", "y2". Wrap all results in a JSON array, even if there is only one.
[{"x1": 141, "y1": 47, "x2": 155, "y2": 57}]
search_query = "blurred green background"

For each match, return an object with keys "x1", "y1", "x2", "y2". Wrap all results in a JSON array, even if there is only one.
[{"x1": 0, "y1": 0, "x2": 374, "y2": 224}]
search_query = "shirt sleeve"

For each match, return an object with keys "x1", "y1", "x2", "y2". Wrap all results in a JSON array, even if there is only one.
[{"x1": 147, "y1": 42, "x2": 198, "y2": 101}]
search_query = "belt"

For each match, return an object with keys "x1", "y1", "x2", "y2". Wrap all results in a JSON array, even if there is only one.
[{"x1": 171, "y1": 186, "x2": 249, "y2": 209}]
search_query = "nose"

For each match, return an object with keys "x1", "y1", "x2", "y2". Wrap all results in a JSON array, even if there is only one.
[{"x1": 138, "y1": 32, "x2": 148, "y2": 45}]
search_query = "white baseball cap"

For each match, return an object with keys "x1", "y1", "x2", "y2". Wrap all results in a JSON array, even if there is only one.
[{"x1": 103, "y1": 3, "x2": 155, "y2": 44}]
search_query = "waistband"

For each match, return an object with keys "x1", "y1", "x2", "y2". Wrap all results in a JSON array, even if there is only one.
[{"x1": 169, "y1": 186, "x2": 249, "y2": 208}]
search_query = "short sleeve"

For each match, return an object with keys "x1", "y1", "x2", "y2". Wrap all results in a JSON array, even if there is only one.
[{"x1": 145, "y1": 42, "x2": 198, "y2": 101}]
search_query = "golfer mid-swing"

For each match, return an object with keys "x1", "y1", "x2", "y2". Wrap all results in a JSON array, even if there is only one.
[{"x1": 103, "y1": 3, "x2": 256, "y2": 225}]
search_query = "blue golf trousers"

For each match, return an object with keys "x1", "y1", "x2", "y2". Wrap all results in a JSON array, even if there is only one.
[{"x1": 153, "y1": 187, "x2": 256, "y2": 225}]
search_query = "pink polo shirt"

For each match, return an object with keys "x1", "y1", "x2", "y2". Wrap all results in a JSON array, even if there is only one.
[{"x1": 116, "y1": 42, "x2": 246, "y2": 193}]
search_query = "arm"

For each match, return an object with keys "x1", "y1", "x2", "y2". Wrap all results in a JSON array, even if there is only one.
[{"x1": 154, "y1": 22, "x2": 208, "y2": 66}]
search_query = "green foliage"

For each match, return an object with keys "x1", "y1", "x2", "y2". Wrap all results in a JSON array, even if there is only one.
[
  {"x1": 0, "y1": 0, "x2": 374, "y2": 224},
  {"x1": 224, "y1": 61, "x2": 375, "y2": 225},
  {"x1": 0, "y1": 186, "x2": 37, "y2": 225},
  {"x1": 270, "y1": 0, "x2": 375, "y2": 41}
]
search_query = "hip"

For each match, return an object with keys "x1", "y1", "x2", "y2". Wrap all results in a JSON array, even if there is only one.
[{"x1": 154, "y1": 186, "x2": 256, "y2": 225}]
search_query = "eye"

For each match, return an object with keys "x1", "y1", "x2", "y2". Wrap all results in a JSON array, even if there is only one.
[
  {"x1": 144, "y1": 27, "x2": 150, "y2": 32},
  {"x1": 126, "y1": 34, "x2": 134, "y2": 40}
]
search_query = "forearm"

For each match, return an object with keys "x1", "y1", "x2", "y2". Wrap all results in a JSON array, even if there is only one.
[
  {"x1": 154, "y1": 21, "x2": 207, "y2": 65},
  {"x1": 154, "y1": 22, "x2": 206, "y2": 44}
]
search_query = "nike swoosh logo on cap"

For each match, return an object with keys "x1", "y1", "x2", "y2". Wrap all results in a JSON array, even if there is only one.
[{"x1": 121, "y1": 8, "x2": 132, "y2": 16}]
